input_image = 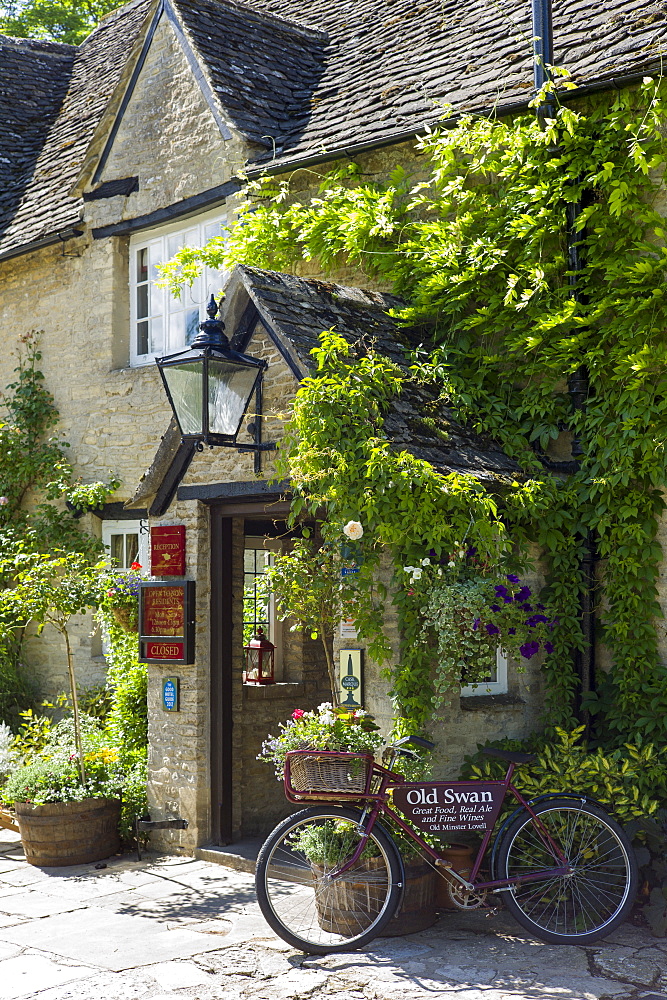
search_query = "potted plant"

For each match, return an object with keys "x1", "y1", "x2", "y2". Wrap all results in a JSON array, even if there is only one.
[
  {"x1": 0, "y1": 553, "x2": 124, "y2": 865},
  {"x1": 99, "y1": 562, "x2": 145, "y2": 633},
  {"x1": 259, "y1": 706, "x2": 438, "y2": 934},
  {"x1": 2, "y1": 716, "x2": 122, "y2": 866}
]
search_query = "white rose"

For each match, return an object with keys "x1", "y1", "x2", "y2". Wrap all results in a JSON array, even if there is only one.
[
  {"x1": 437, "y1": 568, "x2": 443, "y2": 576},
  {"x1": 343, "y1": 520, "x2": 363, "y2": 540},
  {"x1": 421, "y1": 557, "x2": 431, "y2": 567},
  {"x1": 457, "y1": 549, "x2": 465, "y2": 558}
]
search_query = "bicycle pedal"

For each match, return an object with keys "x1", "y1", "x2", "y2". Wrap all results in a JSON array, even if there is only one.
[{"x1": 484, "y1": 907, "x2": 499, "y2": 918}]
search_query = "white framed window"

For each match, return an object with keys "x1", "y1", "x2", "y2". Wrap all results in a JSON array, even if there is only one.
[
  {"x1": 102, "y1": 519, "x2": 149, "y2": 570},
  {"x1": 461, "y1": 649, "x2": 508, "y2": 697},
  {"x1": 129, "y1": 209, "x2": 227, "y2": 366},
  {"x1": 243, "y1": 537, "x2": 283, "y2": 678}
]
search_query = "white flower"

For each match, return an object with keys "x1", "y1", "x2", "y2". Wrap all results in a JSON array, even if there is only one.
[
  {"x1": 320, "y1": 712, "x2": 336, "y2": 725},
  {"x1": 343, "y1": 520, "x2": 364, "y2": 540},
  {"x1": 447, "y1": 560, "x2": 456, "y2": 568},
  {"x1": 411, "y1": 568, "x2": 423, "y2": 581},
  {"x1": 421, "y1": 557, "x2": 431, "y2": 567},
  {"x1": 317, "y1": 702, "x2": 333, "y2": 713},
  {"x1": 403, "y1": 565, "x2": 415, "y2": 573},
  {"x1": 457, "y1": 549, "x2": 465, "y2": 559},
  {"x1": 437, "y1": 568, "x2": 443, "y2": 576}
]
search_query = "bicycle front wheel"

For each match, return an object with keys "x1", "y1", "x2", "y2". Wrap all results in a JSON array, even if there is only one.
[
  {"x1": 495, "y1": 798, "x2": 638, "y2": 944},
  {"x1": 255, "y1": 805, "x2": 403, "y2": 954}
]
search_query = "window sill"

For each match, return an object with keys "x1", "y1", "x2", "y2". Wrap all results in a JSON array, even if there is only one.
[
  {"x1": 243, "y1": 681, "x2": 305, "y2": 698},
  {"x1": 460, "y1": 693, "x2": 524, "y2": 711}
]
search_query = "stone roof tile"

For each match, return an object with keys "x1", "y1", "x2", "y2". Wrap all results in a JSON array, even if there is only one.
[
  {"x1": 235, "y1": 265, "x2": 520, "y2": 482},
  {"x1": 2, "y1": 0, "x2": 666, "y2": 257}
]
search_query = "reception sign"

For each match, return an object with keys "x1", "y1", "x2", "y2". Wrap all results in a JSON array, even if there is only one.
[
  {"x1": 151, "y1": 525, "x2": 186, "y2": 576},
  {"x1": 139, "y1": 581, "x2": 195, "y2": 664},
  {"x1": 390, "y1": 781, "x2": 505, "y2": 835}
]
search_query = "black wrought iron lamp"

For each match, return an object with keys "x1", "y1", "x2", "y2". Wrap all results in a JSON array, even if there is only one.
[{"x1": 156, "y1": 295, "x2": 274, "y2": 468}]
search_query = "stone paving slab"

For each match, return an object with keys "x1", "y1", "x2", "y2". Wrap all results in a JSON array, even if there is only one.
[{"x1": 0, "y1": 825, "x2": 665, "y2": 1000}]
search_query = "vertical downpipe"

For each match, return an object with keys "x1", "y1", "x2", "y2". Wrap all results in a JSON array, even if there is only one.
[{"x1": 531, "y1": 0, "x2": 595, "y2": 724}]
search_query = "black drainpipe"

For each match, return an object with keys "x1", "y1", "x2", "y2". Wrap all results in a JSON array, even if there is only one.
[{"x1": 532, "y1": 0, "x2": 595, "y2": 725}]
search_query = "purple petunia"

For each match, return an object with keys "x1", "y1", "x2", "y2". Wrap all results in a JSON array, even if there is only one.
[
  {"x1": 521, "y1": 603, "x2": 533, "y2": 613},
  {"x1": 472, "y1": 618, "x2": 481, "y2": 631},
  {"x1": 544, "y1": 642, "x2": 554, "y2": 654},
  {"x1": 508, "y1": 627, "x2": 516, "y2": 635},
  {"x1": 516, "y1": 586, "x2": 531, "y2": 601},
  {"x1": 519, "y1": 640, "x2": 540, "y2": 659},
  {"x1": 527, "y1": 614, "x2": 549, "y2": 627},
  {"x1": 485, "y1": 623, "x2": 500, "y2": 635},
  {"x1": 490, "y1": 604, "x2": 501, "y2": 613},
  {"x1": 506, "y1": 574, "x2": 520, "y2": 583},
  {"x1": 494, "y1": 584, "x2": 509, "y2": 598}
]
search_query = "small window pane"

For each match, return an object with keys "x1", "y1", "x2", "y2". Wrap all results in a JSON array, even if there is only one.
[
  {"x1": 137, "y1": 321, "x2": 149, "y2": 356},
  {"x1": 137, "y1": 248, "x2": 148, "y2": 282},
  {"x1": 137, "y1": 283, "x2": 149, "y2": 319},
  {"x1": 185, "y1": 309, "x2": 200, "y2": 346},
  {"x1": 125, "y1": 533, "x2": 139, "y2": 566},
  {"x1": 149, "y1": 315, "x2": 163, "y2": 355},
  {"x1": 110, "y1": 535, "x2": 124, "y2": 565}
]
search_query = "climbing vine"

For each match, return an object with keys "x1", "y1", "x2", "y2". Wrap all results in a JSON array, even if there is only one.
[
  {"x1": 0, "y1": 333, "x2": 119, "y2": 725},
  {"x1": 162, "y1": 76, "x2": 667, "y2": 743}
]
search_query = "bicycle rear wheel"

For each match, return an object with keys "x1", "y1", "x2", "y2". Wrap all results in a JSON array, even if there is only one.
[
  {"x1": 495, "y1": 798, "x2": 638, "y2": 944},
  {"x1": 255, "y1": 805, "x2": 403, "y2": 954}
]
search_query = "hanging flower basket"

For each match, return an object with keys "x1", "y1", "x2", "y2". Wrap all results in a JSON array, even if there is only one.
[{"x1": 111, "y1": 606, "x2": 138, "y2": 633}]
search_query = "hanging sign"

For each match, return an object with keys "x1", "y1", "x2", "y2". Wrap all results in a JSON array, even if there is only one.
[
  {"x1": 338, "y1": 648, "x2": 363, "y2": 710},
  {"x1": 390, "y1": 781, "x2": 505, "y2": 835},
  {"x1": 139, "y1": 581, "x2": 195, "y2": 665},
  {"x1": 151, "y1": 525, "x2": 186, "y2": 576},
  {"x1": 162, "y1": 677, "x2": 180, "y2": 712}
]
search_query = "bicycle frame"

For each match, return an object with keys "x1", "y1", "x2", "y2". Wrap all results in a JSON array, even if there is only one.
[{"x1": 332, "y1": 758, "x2": 571, "y2": 891}]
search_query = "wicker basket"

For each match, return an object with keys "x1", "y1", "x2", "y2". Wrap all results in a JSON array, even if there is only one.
[{"x1": 287, "y1": 753, "x2": 371, "y2": 795}]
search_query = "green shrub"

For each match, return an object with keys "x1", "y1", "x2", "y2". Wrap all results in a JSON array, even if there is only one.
[
  {"x1": 460, "y1": 727, "x2": 665, "y2": 826},
  {"x1": 0, "y1": 640, "x2": 35, "y2": 730}
]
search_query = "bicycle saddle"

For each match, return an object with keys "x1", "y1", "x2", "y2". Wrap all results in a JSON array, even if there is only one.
[{"x1": 482, "y1": 747, "x2": 537, "y2": 764}]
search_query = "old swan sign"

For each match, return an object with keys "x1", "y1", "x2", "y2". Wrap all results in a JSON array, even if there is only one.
[{"x1": 390, "y1": 781, "x2": 505, "y2": 834}]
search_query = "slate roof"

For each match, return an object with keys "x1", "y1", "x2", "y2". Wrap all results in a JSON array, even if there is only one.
[
  {"x1": 1, "y1": 0, "x2": 666, "y2": 258},
  {"x1": 233, "y1": 266, "x2": 520, "y2": 483},
  {"x1": 236, "y1": 0, "x2": 667, "y2": 168},
  {"x1": 173, "y1": 0, "x2": 327, "y2": 150},
  {"x1": 0, "y1": 0, "x2": 151, "y2": 258}
]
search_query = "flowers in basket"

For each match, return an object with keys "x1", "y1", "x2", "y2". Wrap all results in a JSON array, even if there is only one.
[
  {"x1": 258, "y1": 703, "x2": 385, "y2": 782},
  {"x1": 99, "y1": 562, "x2": 145, "y2": 632}
]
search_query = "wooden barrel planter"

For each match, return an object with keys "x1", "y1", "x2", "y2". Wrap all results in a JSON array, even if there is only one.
[
  {"x1": 314, "y1": 858, "x2": 437, "y2": 937},
  {"x1": 435, "y1": 843, "x2": 476, "y2": 909},
  {"x1": 15, "y1": 798, "x2": 121, "y2": 867}
]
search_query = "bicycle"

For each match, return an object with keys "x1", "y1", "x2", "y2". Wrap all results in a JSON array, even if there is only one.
[{"x1": 255, "y1": 735, "x2": 638, "y2": 954}]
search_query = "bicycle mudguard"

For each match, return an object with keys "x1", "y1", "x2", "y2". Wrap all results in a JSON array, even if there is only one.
[{"x1": 489, "y1": 793, "x2": 606, "y2": 876}]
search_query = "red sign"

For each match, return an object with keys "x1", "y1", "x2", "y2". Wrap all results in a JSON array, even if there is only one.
[
  {"x1": 151, "y1": 525, "x2": 185, "y2": 576},
  {"x1": 390, "y1": 781, "x2": 505, "y2": 835},
  {"x1": 144, "y1": 642, "x2": 184, "y2": 660},
  {"x1": 142, "y1": 586, "x2": 185, "y2": 636}
]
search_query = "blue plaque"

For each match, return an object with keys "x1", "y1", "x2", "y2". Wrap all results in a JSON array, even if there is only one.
[{"x1": 162, "y1": 677, "x2": 179, "y2": 712}]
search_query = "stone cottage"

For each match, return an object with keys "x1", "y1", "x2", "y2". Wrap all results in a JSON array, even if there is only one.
[{"x1": 0, "y1": 0, "x2": 665, "y2": 852}]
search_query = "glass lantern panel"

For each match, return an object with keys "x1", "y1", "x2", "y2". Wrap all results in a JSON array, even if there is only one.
[
  {"x1": 207, "y1": 360, "x2": 260, "y2": 437},
  {"x1": 161, "y1": 361, "x2": 204, "y2": 435}
]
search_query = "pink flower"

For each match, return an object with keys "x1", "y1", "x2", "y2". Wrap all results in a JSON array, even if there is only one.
[
  {"x1": 292, "y1": 709, "x2": 305, "y2": 720},
  {"x1": 0, "y1": 497, "x2": 8, "y2": 506}
]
